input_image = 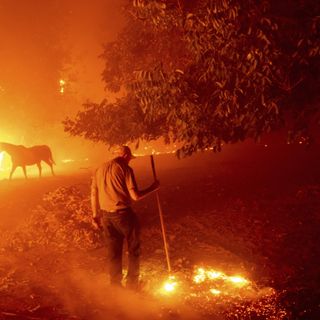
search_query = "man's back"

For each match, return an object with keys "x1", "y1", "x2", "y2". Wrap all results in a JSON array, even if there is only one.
[
  {"x1": 90, "y1": 146, "x2": 160, "y2": 288},
  {"x1": 93, "y1": 157, "x2": 137, "y2": 212}
]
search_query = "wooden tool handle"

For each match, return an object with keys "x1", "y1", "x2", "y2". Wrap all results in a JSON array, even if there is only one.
[
  {"x1": 150, "y1": 154, "x2": 171, "y2": 272},
  {"x1": 150, "y1": 155, "x2": 157, "y2": 180}
]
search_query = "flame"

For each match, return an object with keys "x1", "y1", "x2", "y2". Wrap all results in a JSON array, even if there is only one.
[
  {"x1": 210, "y1": 288, "x2": 221, "y2": 295},
  {"x1": 193, "y1": 267, "x2": 229, "y2": 283},
  {"x1": 193, "y1": 267, "x2": 206, "y2": 283},
  {"x1": 61, "y1": 159, "x2": 75, "y2": 163},
  {"x1": 207, "y1": 270, "x2": 224, "y2": 280},
  {"x1": 59, "y1": 79, "x2": 65, "y2": 94},
  {"x1": 228, "y1": 276, "x2": 249, "y2": 286},
  {"x1": 159, "y1": 275, "x2": 178, "y2": 295},
  {"x1": 164, "y1": 281, "x2": 176, "y2": 292},
  {"x1": 0, "y1": 152, "x2": 4, "y2": 171},
  {"x1": 193, "y1": 267, "x2": 251, "y2": 291}
]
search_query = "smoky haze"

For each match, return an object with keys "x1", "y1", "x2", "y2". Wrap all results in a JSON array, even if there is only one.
[{"x1": 0, "y1": 0, "x2": 124, "y2": 174}]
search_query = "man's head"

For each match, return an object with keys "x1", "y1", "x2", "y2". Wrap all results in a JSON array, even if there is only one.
[{"x1": 116, "y1": 145, "x2": 136, "y2": 163}]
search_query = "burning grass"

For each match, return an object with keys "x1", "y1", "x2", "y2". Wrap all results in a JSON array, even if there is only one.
[
  {"x1": 148, "y1": 266, "x2": 287, "y2": 319},
  {"x1": 0, "y1": 183, "x2": 319, "y2": 319}
]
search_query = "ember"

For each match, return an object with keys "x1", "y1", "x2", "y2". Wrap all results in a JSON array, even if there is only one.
[
  {"x1": 209, "y1": 288, "x2": 221, "y2": 295},
  {"x1": 59, "y1": 79, "x2": 65, "y2": 94}
]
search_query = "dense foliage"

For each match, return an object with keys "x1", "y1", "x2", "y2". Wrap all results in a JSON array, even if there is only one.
[{"x1": 64, "y1": 0, "x2": 320, "y2": 155}]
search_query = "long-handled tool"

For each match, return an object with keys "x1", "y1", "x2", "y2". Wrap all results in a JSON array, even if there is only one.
[{"x1": 151, "y1": 155, "x2": 172, "y2": 273}]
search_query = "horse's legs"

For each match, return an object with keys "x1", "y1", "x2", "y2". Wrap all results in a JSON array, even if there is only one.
[
  {"x1": 44, "y1": 160, "x2": 55, "y2": 176},
  {"x1": 9, "y1": 165, "x2": 17, "y2": 180},
  {"x1": 22, "y1": 166, "x2": 27, "y2": 179},
  {"x1": 36, "y1": 162, "x2": 42, "y2": 178},
  {"x1": 50, "y1": 164, "x2": 55, "y2": 176}
]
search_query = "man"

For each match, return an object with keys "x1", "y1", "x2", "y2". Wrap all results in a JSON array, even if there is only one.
[{"x1": 91, "y1": 145, "x2": 159, "y2": 289}]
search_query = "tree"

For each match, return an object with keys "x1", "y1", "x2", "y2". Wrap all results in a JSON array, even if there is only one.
[{"x1": 64, "y1": 0, "x2": 320, "y2": 156}]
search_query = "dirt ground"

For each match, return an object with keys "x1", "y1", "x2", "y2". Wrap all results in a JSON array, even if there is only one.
[{"x1": 0, "y1": 143, "x2": 319, "y2": 319}]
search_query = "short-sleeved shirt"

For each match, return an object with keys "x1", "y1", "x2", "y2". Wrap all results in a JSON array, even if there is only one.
[{"x1": 91, "y1": 157, "x2": 138, "y2": 216}]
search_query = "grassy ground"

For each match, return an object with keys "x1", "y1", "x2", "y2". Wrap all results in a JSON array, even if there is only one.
[{"x1": 0, "y1": 143, "x2": 319, "y2": 319}]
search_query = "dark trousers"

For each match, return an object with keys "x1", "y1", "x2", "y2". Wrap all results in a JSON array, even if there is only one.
[{"x1": 101, "y1": 208, "x2": 140, "y2": 286}]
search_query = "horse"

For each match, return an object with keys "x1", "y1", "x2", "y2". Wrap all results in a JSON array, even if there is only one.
[{"x1": 0, "y1": 142, "x2": 55, "y2": 179}]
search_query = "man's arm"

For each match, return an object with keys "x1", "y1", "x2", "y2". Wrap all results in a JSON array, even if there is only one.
[
  {"x1": 126, "y1": 167, "x2": 160, "y2": 201},
  {"x1": 91, "y1": 172, "x2": 102, "y2": 229},
  {"x1": 129, "y1": 180, "x2": 160, "y2": 201}
]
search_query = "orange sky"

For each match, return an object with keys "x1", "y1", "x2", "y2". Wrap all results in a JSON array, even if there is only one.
[{"x1": 0, "y1": 0, "x2": 124, "y2": 152}]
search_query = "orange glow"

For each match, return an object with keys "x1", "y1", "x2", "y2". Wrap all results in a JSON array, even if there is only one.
[
  {"x1": 193, "y1": 267, "x2": 251, "y2": 290},
  {"x1": 210, "y1": 288, "x2": 221, "y2": 295},
  {"x1": 228, "y1": 276, "x2": 249, "y2": 287},
  {"x1": 61, "y1": 159, "x2": 75, "y2": 163},
  {"x1": 193, "y1": 267, "x2": 229, "y2": 283},
  {"x1": 207, "y1": 270, "x2": 224, "y2": 280},
  {"x1": 164, "y1": 281, "x2": 176, "y2": 292},
  {"x1": 159, "y1": 275, "x2": 178, "y2": 295},
  {"x1": 193, "y1": 267, "x2": 207, "y2": 283},
  {"x1": 59, "y1": 79, "x2": 65, "y2": 94},
  {"x1": 0, "y1": 152, "x2": 4, "y2": 171}
]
